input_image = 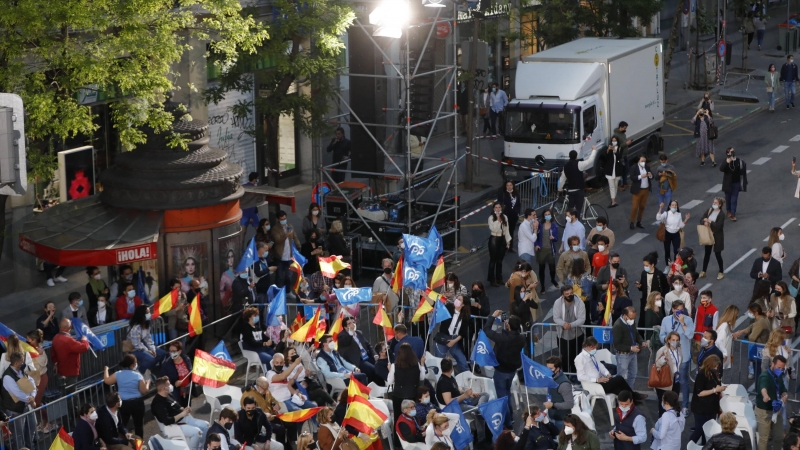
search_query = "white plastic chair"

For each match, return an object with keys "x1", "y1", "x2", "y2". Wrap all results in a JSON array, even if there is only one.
[
  {"x1": 580, "y1": 381, "x2": 616, "y2": 425},
  {"x1": 573, "y1": 411, "x2": 595, "y2": 431},
  {"x1": 424, "y1": 352, "x2": 443, "y2": 384},
  {"x1": 720, "y1": 401, "x2": 757, "y2": 449},
  {"x1": 327, "y1": 376, "x2": 347, "y2": 400},
  {"x1": 238, "y1": 340, "x2": 263, "y2": 386},
  {"x1": 572, "y1": 390, "x2": 592, "y2": 415},
  {"x1": 722, "y1": 384, "x2": 749, "y2": 398},
  {"x1": 203, "y1": 384, "x2": 243, "y2": 421},
  {"x1": 155, "y1": 417, "x2": 186, "y2": 441},
  {"x1": 367, "y1": 382, "x2": 387, "y2": 399},
  {"x1": 686, "y1": 441, "x2": 703, "y2": 450},
  {"x1": 595, "y1": 349, "x2": 616, "y2": 366},
  {"x1": 702, "y1": 420, "x2": 722, "y2": 442},
  {"x1": 150, "y1": 435, "x2": 192, "y2": 450},
  {"x1": 455, "y1": 372, "x2": 497, "y2": 400}
]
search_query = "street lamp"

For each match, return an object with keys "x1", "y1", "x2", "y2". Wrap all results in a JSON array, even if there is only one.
[{"x1": 370, "y1": 0, "x2": 410, "y2": 37}]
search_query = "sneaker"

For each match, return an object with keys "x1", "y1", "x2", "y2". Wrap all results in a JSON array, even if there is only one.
[
  {"x1": 748, "y1": 373, "x2": 755, "y2": 380},
  {"x1": 731, "y1": 215, "x2": 737, "y2": 222},
  {"x1": 726, "y1": 211, "x2": 732, "y2": 218},
  {"x1": 636, "y1": 222, "x2": 644, "y2": 229},
  {"x1": 712, "y1": 162, "x2": 717, "y2": 167},
  {"x1": 630, "y1": 222, "x2": 635, "y2": 230},
  {"x1": 717, "y1": 272, "x2": 725, "y2": 280},
  {"x1": 682, "y1": 407, "x2": 689, "y2": 417},
  {"x1": 46, "y1": 278, "x2": 55, "y2": 287},
  {"x1": 788, "y1": 105, "x2": 791, "y2": 109},
  {"x1": 699, "y1": 271, "x2": 706, "y2": 278},
  {"x1": 700, "y1": 161, "x2": 705, "y2": 166},
  {"x1": 55, "y1": 276, "x2": 68, "y2": 282}
]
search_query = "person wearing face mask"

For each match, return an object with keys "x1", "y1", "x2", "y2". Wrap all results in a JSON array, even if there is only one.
[
  {"x1": 664, "y1": 276, "x2": 691, "y2": 318},
  {"x1": 611, "y1": 307, "x2": 649, "y2": 399},
  {"x1": 771, "y1": 281, "x2": 797, "y2": 333},
  {"x1": 713, "y1": 305, "x2": 738, "y2": 371},
  {"x1": 613, "y1": 121, "x2": 633, "y2": 190},
  {"x1": 316, "y1": 334, "x2": 368, "y2": 388},
  {"x1": 697, "y1": 197, "x2": 726, "y2": 281},
  {"x1": 556, "y1": 414, "x2": 600, "y2": 450},
  {"x1": 543, "y1": 356, "x2": 574, "y2": 430},
  {"x1": 62, "y1": 291, "x2": 89, "y2": 324},
  {"x1": 327, "y1": 127, "x2": 351, "y2": 183},
  {"x1": 487, "y1": 201, "x2": 512, "y2": 286},
  {"x1": 561, "y1": 209, "x2": 586, "y2": 253},
  {"x1": 207, "y1": 407, "x2": 242, "y2": 450},
  {"x1": 236, "y1": 396, "x2": 282, "y2": 450},
  {"x1": 518, "y1": 405, "x2": 559, "y2": 450},
  {"x1": 765, "y1": 63, "x2": 779, "y2": 111},
  {"x1": 734, "y1": 303, "x2": 771, "y2": 378},
  {"x1": 498, "y1": 180, "x2": 521, "y2": 248},
  {"x1": 432, "y1": 296, "x2": 472, "y2": 373},
  {"x1": 483, "y1": 310, "x2": 526, "y2": 427},
  {"x1": 564, "y1": 258, "x2": 594, "y2": 324},
  {"x1": 253, "y1": 241, "x2": 277, "y2": 303},
  {"x1": 761, "y1": 329, "x2": 792, "y2": 380},
  {"x1": 697, "y1": 330, "x2": 724, "y2": 377},
  {"x1": 596, "y1": 252, "x2": 628, "y2": 294},
  {"x1": 590, "y1": 235, "x2": 610, "y2": 278},
  {"x1": 576, "y1": 337, "x2": 635, "y2": 395},
  {"x1": 73, "y1": 404, "x2": 104, "y2": 450},
  {"x1": 629, "y1": 154, "x2": 653, "y2": 230},
  {"x1": 636, "y1": 252, "x2": 669, "y2": 324},
  {"x1": 469, "y1": 282, "x2": 491, "y2": 318},
  {"x1": 423, "y1": 411, "x2": 456, "y2": 448},
  {"x1": 608, "y1": 390, "x2": 646, "y2": 448},
  {"x1": 103, "y1": 355, "x2": 150, "y2": 438},
  {"x1": 692, "y1": 107, "x2": 716, "y2": 167},
  {"x1": 89, "y1": 294, "x2": 113, "y2": 327},
  {"x1": 517, "y1": 208, "x2": 539, "y2": 269},
  {"x1": 301, "y1": 229, "x2": 325, "y2": 276},
  {"x1": 755, "y1": 355, "x2": 789, "y2": 450},
  {"x1": 506, "y1": 262, "x2": 536, "y2": 311},
  {"x1": 372, "y1": 259, "x2": 400, "y2": 318},
  {"x1": 535, "y1": 209, "x2": 560, "y2": 294},
  {"x1": 255, "y1": 218, "x2": 272, "y2": 244},
  {"x1": 126, "y1": 305, "x2": 167, "y2": 375},
  {"x1": 115, "y1": 282, "x2": 142, "y2": 321},
  {"x1": 395, "y1": 400, "x2": 425, "y2": 443},
  {"x1": 553, "y1": 286, "x2": 586, "y2": 377},
  {"x1": 644, "y1": 292, "x2": 665, "y2": 351},
  {"x1": 52, "y1": 317, "x2": 90, "y2": 387},
  {"x1": 443, "y1": 272, "x2": 468, "y2": 302},
  {"x1": 240, "y1": 306, "x2": 274, "y2": 372},
  {"x1": 600, "y1": 137, "x2": 624, "y2": 207},
  {"x1": 558, "y1": 148, "x2": 599, "y2": 221},
  {"x1": 109, "y1": 265, "x2": 134, "y2": 303},
  {"x1": 1, "y1": 352, "x2": 34, "y2": 449},
  {"x1": 488, "y1": 82, "x2": 508, "y2": 139},
  {"x1": 96, "y1": 392, "x2": 138, "y2": 450},
  {"x1": 556, "y1": 236, "x2": 590, "y2": 285},
  {"x1": 720, "y1": 147, "x2": 747, "y2": 222},
  {"x1": 654, "y1": 332, "x2": 682, "y2": 417},
  {"x1": 302, "y1": 202, "x2": 327, "y2": 238},
  {"x1": 161, "y1": 341, "x2": 193, "y2": 406},
  {"x1": 656, "y1": 200, "x2": 689, "y2": 265},
  {"x1": 336, "y1": 316, "x2": 378, "y2": 381},
  {"x1": 658, "y1": 300, "x2": 694, "y2": 414},
  {"x1": 85, "y1": 266, "x2": 110, "y2": 311},
  {"x1": 768, "y1": 227, "x2": 788, "y2": 266},
  {"x1": 780, "y1": 54, "x2": 799, "y2": 108},
  {"x1": 414, "y1": 387, "x2": 440, "y2": 425},
  {"x1": 269, "y1": 209, "x2": 303, "y2": 289},
  {"x1": 152, "y1": 376, "x2": 210, "y2": 447},
  {"x1": 694, "y1": 289, "x2": 719, "y2": 342},
  {"x1": 649, "y1": 391, "x2": 684, "y2": 450},
  {"x1": 750, "y1": 246, "x2": 783, "y2": 292},
  {"x1": 654, "y1": 154, "x2": 676, "y2": 206},
  {"x1": 586, "y1": 215, "x2": 614, "y2": 258}
]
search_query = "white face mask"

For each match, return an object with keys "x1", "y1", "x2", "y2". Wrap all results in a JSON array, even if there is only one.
[
  {"x1": 624, "y1": 318, "x2": 634, "y2": 326},
  {"x1": 655, "y1": 300, "x2": 662, "y2": 307},
  {"x1": 312, "y1": 210, "x2": 319, "y2": 216},
  {"x1": 673, "y1": 284, "x2": 683, "y2": 291},
  {"x1": 93, "y1": 274, "x2": 102, "y2": 280},
  {"x1": 638, "y1": 162, "x2": 646, "y2": 168},
  {"x1": 780, "y1": 234, "x2": 786, "y2": 241},
  {"x1": 98, "y1": 301, "x2": 106, "y2": 310},
  {"x1": 564, "y1": 426, "x2": 574, "y2": 436},
  {"x1": 447, "y1": 282, "x2": 454, "y2": 289},
  {"x1": 598, "y1": 245, "x2": 606, "y2": 252},
  {"x1": 89, "y1": 411, "x2": 98, "y2": 421}
]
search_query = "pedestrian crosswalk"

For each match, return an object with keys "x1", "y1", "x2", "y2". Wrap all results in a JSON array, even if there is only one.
[
  {"x1": 621, "y1": 233, "x2": 648, "y2": 245},
  {"x1": 772, "y1": 145, "x2": 790, "y2": 153},
  {"x1": 752, "y1": 157, "x2": 771, "y2": 165},
  {"x1": 706, "y1": 184, "x2": 722, "y2": 193}
]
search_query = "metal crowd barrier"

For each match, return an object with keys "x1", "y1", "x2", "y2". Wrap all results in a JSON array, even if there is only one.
[{"x1": 516, "y1": 170, "x2": 560, "y2": 213}]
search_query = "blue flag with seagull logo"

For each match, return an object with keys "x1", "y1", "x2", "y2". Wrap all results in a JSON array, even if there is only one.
[
  {"x1": 478, "y1": 396, "x2": 508, "y2": 442},
  {"x1": 521, "y1": 351, "x2": 558, "y2": 388},
  {"x1": 470, "y1": 330, "x2": 498, "y2": 366}
]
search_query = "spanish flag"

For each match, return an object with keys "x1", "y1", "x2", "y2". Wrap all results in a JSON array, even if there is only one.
[
  {"x1": 430, "y1": 256, "x2": 445, "y2": 289},
  {"x1": 150, "y1": 289, "x2": 179, "y2": 320},
  {"x1": 133, "y1": 438, "x2": 143, "y2": 450},
  {"x1": 289, "y1": 260, "x2": 304, "y2": 293},
  {"x1": 411, "y1": 297, "x2": 434, "y2": 322},
  {"x1": 314, "y1": 317, "x2": 328, "y2": 346},
  {"x1": 50, "y1": 427, "x2": 74, "y2": 450},
  {"x1": 192, "y1": 349, "x2": 236, "y2": 388},
  {"x1": 290, "y1": 311, "x2": 305, "y2": 332},
  {"x1": 353, "y1": 432, "x2": 381, "y2": 450},
  {"x1": 342, "y1": 394, "x2": 389, "y2": 434},
  {"x1": 601, "y1": 283, "x2": 612, "y2": 326},
  {"x1": 391, "y1": 256, "x2": 403, "y2": 294},
  {"x1": 290, "y1": 305, "x2": 322, "y2": 342},
  {"x1": 188, "y1": 299, "x2": 203, "y2": 337},
  {"x1": 372, "y1": 306, "x2": 392, "y2": 328},
  {"x1": 347, "y1": 373, "x2": 372, "y2": 401},
  {"x1": 330, "y1": 311, "x2": 344, "y2": 343},
  {"x1": 278, "y1": 406, "x2": 324, "y2": 422},
  {"x1": 0, "y1": 323, "x2": 38, "y2": 359},
  {"x1": 424, "y1": 288, "x2": 445, "y2": 303},
  {"x1": 318, "y1": 255, "x2": 351, "y2": 278}
]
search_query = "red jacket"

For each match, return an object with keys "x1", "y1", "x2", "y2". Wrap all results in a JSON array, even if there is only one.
[
  {"x1": 51, "y1": 332, "x2": 90, "y2": 377},
  {"x1": 694, "y1": 302, "x2": 719, "y2": 341},
  {"x1": 116, "y1": 295, "x2": 143, "y2": 320}
]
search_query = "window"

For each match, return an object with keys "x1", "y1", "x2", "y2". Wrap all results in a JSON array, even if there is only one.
[{"x1": 582, "y1": 105, "x2": 597, "y2": 138}]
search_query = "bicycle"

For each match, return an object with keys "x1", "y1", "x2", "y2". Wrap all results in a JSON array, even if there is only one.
[{"x1": 552, "y1": 191, "x2": 608, "y2": 229}]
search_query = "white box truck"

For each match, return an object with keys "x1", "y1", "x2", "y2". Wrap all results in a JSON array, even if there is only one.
[{"x1": 502, "y1": 37, "x2": 665, "y2": 182}]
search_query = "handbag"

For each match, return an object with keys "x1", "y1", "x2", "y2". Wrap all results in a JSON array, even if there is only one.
[
  {"x1": 656, "y1": 222, "x2": 666, "y2": 242},
  {"x1": 479, "y1": 107, "x2": 487, "y2": 116},
  {"x1": 647, "y1": 362, "x2": 672, "y2": 388},
  {"x1": 679, "y1": 229, "x2": 685, "y2": 248},
  {"x1": 697, "y1": 223, "x2": 715, "y2": 246},
  {"x1": 708, "y1": 122, "x2": 719, "y2": 140},
  {"x1": 122, "y1": 339, "x2": 134, "y2": 353}
]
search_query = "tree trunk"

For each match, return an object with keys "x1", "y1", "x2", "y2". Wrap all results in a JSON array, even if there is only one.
[
  {"x1": 265, "y1": 115, "x2": 280, "y2": 188},
  {"x1": 664, "y1": 0, "x2": 684, "y2": 82}
]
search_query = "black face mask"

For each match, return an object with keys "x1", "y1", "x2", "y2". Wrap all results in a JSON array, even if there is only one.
[
  {"x1": 291, "y1": 354, "x2": 299, "y2": 362},
  {"x1": 611, "y1": 263, "x2": 620, "y2": 269},
  {"x1": 246, "y1": 410, "x2": 255, "y2": 417},
  {"x1": 273, "y1": 365, "x2": 284, "y2": 373},
  {"x1": 472, "y1": 290, "x2": 481, "y2": 298},
  {"x1": 224, "y1": 422, "x2": 233, "y2": 430},
  {"x1": 383, "y1": 268, "x2": 392, "y2": 275},
  {"x1": 565, "y1": 295, "x2": 574, "y2": 303}
]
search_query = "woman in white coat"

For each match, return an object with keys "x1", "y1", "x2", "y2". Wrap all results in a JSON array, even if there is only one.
[
  {"x1": 654, "y1": 331, "x2": 682, "y2": 417},
  {"x1": 768, "y1": 227, "x2": 787, "y2": 265},
  {"x1": 715, "y1": 305, "x2": 739, "y2": 370},
  {"x1": 424, "y1": 411, "x2": 459, "y2": 449},
  {"x1": 656, "y1": 200, "x2": 690, "y2": 265}
]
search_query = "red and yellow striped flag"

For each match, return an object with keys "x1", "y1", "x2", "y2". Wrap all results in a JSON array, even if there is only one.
[
  {"x1": 347, "y1": 373, "x2": 372, "y2": 401},
  {"x1": 330, "y1": 311, "x2": 344, "y2": 343},
  {"x1": 188, "y1": 299, "x2": 203, "y2": 337},
  {"x1": 289, "y1": 261, "x2": 304, "y2": 293},
  {"x1": 278, "y1": 406, "x2": 324, "y2": 422},
  {"x1": 601, "y1": 283, "x2": 612, "y2": 326},
  {"x1": 150, "y1": 289, "x2": 179, "y2": 320},
  {"x1": 192, "y1": 349, "x2": 236, "y2": 388},
  {"x1": 290, "y1": 306, "x2": 322, "y2": 342},
  {"x1": 372, "y1": 306, "x2": 392, "y2": 328},
  {"x1": 290, "y1": 311, "x2": 305, "y2": 332},
  {"x1": 412, "y1": 297, "x2": 434, "y2": 322},
  {"x1": 391, "y1": 256, "x2": 403, "y2": 293},
  {"x1": 342, "y1": 394, "x2": 389, "y2": 434},
  {"x1": 318, "y1": 255, "x2": 351, "y2": 278},
  {"x1": 430, "y1": 256, "x2": 445, "y2": 289},
  {"x1": 50, "y1": 427, "x2": 75, "y2": 450}
]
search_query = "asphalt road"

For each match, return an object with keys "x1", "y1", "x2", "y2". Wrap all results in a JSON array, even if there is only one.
[{"x1": 445, "y1": 99, "x2": 800, "y2": 448}]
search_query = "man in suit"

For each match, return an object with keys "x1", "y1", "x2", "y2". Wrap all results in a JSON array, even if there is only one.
[
  {"x1": 337, "y1": 316, "x2": 377, "y2": 383},
  {"x1": 61, "y1": 292, "x2": 88, "y2": 324},
  {"x1": 750, "y1": 246, "x2": 783, "y2": 292},
  {"x1": 269, "y1": 210, "x2": 301, "y2": 290},
  {"x1": 388, "y1": 324, "x2": 424, "y2": 362},
  {"x1": 96, "y1": 392, "x2": 137, "y2": 449}
]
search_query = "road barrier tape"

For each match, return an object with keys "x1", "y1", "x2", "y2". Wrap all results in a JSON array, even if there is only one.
[
  {"x1": 466, "y1": 152, "x2": 551, "y2": 173},
  {"x1": 452, "y1": 200, "x2": 495, "y2": 223}
]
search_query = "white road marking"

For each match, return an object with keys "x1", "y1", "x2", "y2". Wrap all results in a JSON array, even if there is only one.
[
  {"x1": 698, "y1": 283, "x2": 713, "y2": 293},
  {"x1": 764, "y1": 218, "x2": 796, "y2": 241},
  {"x1": 681, "y1": 200, "x2": 704, "y2": 210},
  {"x1": 791, "y1": 334, "x2": 800, "y2": 349},
  {"x1": 724, "y1": 248, "x2": 757, "y2": 273},
  {"x1": 791, "y1": 135, "x2": 800, "y2": 141},
  {"x1": 622, "y1": 233, "x2": 649, "y2": 245},
  {"x1": 772, "y1": 145, "x2": 790, "y2": 153},
  {"x1": 735, "y1": 314, "x2": 749, "y2": 328},
  {"x1": 544, "y1": 310, "x2": 553, "y2": 323},
  {"x1": 747, "y1": 170, "x2": 752, "y2": 174},
  {"x1": 707, "y1": 184, "x2": 722, "y2": 193},
  {"x1": 752, "y1": 157, "x2": 772, "y2": 165}
]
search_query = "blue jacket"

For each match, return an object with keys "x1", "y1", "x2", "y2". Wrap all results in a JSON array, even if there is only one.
[
  {"x1": 535, "y1": 221, "x2": 560, "y2": 255},
  {"x1": 781, "y1": 62, "x2": 800, "y2": 82},
  {"x1": 389, "y1": 335, "x2": 425, "y2": 363},
  {"x1": 161, "y1": 354, "x2": 192, "y2": 403},
  {"x1": 73, "y1": 418, "x2": 103, "y2": 450}
]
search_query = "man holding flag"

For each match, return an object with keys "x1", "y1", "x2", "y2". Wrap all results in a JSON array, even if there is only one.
[
  {"x1": 483, "y1": 310, "x2": 525, "y2": 429},
  {"x1": 52, "y1": 318, "x2": 90, "y2": 390}
]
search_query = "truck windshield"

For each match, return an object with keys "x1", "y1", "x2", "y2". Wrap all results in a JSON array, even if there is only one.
[{"x1": 504, "y1": 105, "x2": 580, "y2": 144}]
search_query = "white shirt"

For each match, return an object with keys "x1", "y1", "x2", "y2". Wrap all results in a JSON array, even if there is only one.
[
  {"x1": 636, "y1": 165, "x2": 649, "y2": 188},
  {"x1": 488, "y1": 215, "x2": 512, "y2": 243},
  {"x1": 716, "y1": 322, "x2": 733, "y2": 369},
  {"x1": 656, "y1": 211, "x2": 686, "y2": 234},
  {"x1": 762, "y1": 259, "x2": 770, "y2": 274},
  {"x1": 562, "y1": 220, "x2": 586, "y2": 252},
  {"x1": 266, "y1": 370, "x2": 292, "y2": 401},
  {"x1": 773, "y1": 242, "x2": 786, "y2": 265},
  {"x1": 664, "y1": 291, "x2": 692, "y2": 316},
  {"x1": 517, "y1": 219, "x2": 537, "y2": 256},
  {"x1": 575, "y1": 350, "x2": 610, "y2": 383},
  {"x1": 447, "y1": 312, "x2": 462, "y2": 336}
]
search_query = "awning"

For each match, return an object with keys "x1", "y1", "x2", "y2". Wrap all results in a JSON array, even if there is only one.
[
  {"x1": 241, "y1": 185, "x2": 297, "y2": 213},
  {"x1": 19, "y1": 196, "x2": 163, "y2": 266}
]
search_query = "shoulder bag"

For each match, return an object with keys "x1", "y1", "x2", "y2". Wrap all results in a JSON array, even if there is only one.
[
  {"x1": 647, "y1": 353, "x2": 672, "y2": 388},
  {"x1": 697, "y1": 210, "x2": 715, "y2": 246},
  {"x1": 656, "y1": 222, "x2": 666, "y2": 242}
]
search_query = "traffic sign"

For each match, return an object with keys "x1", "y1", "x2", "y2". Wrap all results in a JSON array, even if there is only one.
[{"x1": 718, "y1": 41, "x2": 726, "y2": 57}]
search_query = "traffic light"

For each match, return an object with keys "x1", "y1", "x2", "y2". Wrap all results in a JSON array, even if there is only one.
[{"x1": 0, "y1": 93, "x2": 26, "y2": 196}]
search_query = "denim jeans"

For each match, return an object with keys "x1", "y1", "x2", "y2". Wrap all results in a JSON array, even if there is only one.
[
  {"x1": 769, "y1": 90, "x2": 777, "y2": 108},
  {"x1": 519, "y1": 253, "x2": 536, "y2": 269},
  {"x1": 679, "y1": 361, "x2": 690, "y2": 408},
  {"x1": 725, "y1": 182, "x2": 741, "y2": 216},
  {"x1": 615, "y1": 352, "x2": 638, "y2": 390},
  {"x1": 132, "y1": 348, "x2": 168, "y2": 375},
  {"x1": 657, "y1": 188, "x2": 672, "y2": 209},
  {"x1": 492, "y1": 370, "x2": 516, "y2": 427},
  {"x1": 786, "y1": 81, "x2": 796, "y2": 105},
  {"x1": 757, "y1": 29, "x2": 765, "y2": 46},
  {"x1": 6, "y1": 410, "x2": 33, "y2": 449},
  {"x1": 275, "y1": 260, "x2": 293, "y2": 289},
  {"x1": 284, "y1": 398, "x2": 318, "y2": 412},
  {"x1": 433, "y1": 342, "x2": 470, "y2": 373},
  {"x1": 178, "y1": 415, "x2": 209, "y2": 449}
]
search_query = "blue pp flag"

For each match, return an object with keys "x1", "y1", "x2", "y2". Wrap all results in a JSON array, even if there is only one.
[
  {"x1": 428, "y1": 299, "x2": 452, "y2": 335},
  {"x1": 470, "y1": 330, "x2": 499, "y2": 366},
  {"x1": 428, "y1": 225, "x2": 444, "y2": 260},
  {"x1": 71, "y1": 317, "x2": 105, "y2": 350},
  {"x1": 522, "y1": 352, "x2": 558, "y2": 388},
  {"x1": 292, "y1": 246, "x2": 308, "y2": 268},
  {"x1": 135, "y1": 267, "x2": 151, "y2": 305},
  {"x1": 403, "y1": 234, "x2": 437, "y2": 268},
  {"x1": 266, "y1": 285, "x2": 287, "y2": 327},
  {"x1": 211, "y1": 341, "x2": 233, "y2": 362},
  {"x1": 402, "y1": 262, "x2": 427, "y2": 291},
  {"x1": 442, "y1": 401, "x2": 474, "y2": 450},
  {"x1": 236, "y1": 237, "x2": 258, "y2": 273},
  {"x1": 333, "y1": 287, "x2": 373, "y2": 305},
  {"x1": 478, "y1": 396, "x2": 508, "y2": 442}
]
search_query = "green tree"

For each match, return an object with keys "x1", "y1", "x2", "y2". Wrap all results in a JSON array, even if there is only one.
[
  {"x1": 0, "y1": 0, "x2": 269, "y2": 259},
  {"x1": 202, "y1": 0, "x2": 355, "y2": 186},
  {"x1": 581, "y1": 0, "x2": 661, "y2": 38},
  {"x1": 508, "y1": 0, "x2": 580, "y2": 52}
]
